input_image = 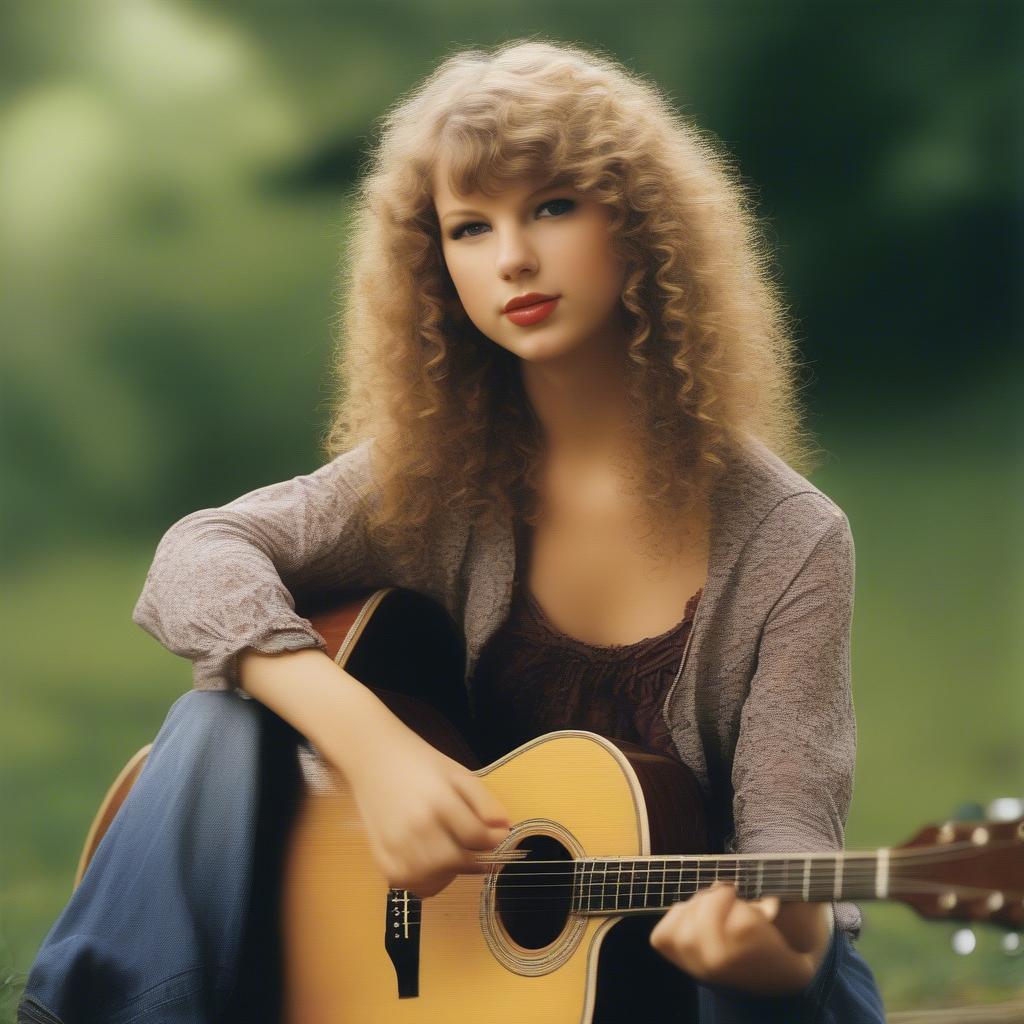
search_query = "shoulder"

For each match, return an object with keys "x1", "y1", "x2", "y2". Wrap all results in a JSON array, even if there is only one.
[
  {"x1": 718, "y1": 435, "x2": 848, "y2": 535},
  {"x1": 710, "y1": 436, "x2": 852, "y2": 580},
  {"x1": 320, "y1": 438, "x2": 380, "y2": 505}
]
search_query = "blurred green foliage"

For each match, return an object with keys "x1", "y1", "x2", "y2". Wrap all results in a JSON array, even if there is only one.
[{"x1": 2, "y1": 0, "x2": 1021, "y2": 1016}]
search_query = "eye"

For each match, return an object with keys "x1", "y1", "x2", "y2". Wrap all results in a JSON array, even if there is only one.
[{"x1": 448, "y1": 197, "x2": 576, "y2": 240}]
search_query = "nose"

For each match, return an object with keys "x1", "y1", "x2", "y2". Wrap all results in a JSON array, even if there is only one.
[{"x1": 495, "y1": 228, "x2": 539, "y2": 281}]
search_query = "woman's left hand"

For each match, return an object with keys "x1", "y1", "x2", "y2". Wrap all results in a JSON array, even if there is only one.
[{"x1": 649, "y1": 882, "x2": 825, "y2": 996}]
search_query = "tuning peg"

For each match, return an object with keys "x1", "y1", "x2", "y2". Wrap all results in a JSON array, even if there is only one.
[
  {"x1": 1003, "y1": 933, "x2": 1022, "y2": 957},
  {"x1": 951, "y1": 927, "x2": 976, "y2": 955},
  {"x1": 986, "y1": 797, "x2": 1024, "y2": 822}
]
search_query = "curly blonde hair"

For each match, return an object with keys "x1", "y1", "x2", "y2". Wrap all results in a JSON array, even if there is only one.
[{"x1": 324, "y1": 37, "x2": 818, "y2": 578}]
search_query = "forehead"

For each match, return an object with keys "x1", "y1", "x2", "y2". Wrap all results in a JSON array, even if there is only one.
[{"x1": 431, "y1": 153, "x2": 556, "y2": 209}]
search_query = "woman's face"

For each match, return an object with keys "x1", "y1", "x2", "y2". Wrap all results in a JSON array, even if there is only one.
[{"x1": 432, "y1": 159, "x2": 629, "y2": 364}]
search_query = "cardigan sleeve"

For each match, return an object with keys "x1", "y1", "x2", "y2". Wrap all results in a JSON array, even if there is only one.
[
  {"x1": 730, "y1": 509, "x2": 857, "y2": 859},
  {"x1": 131, "y1": 443, "x2": 381, "y2": 693}
]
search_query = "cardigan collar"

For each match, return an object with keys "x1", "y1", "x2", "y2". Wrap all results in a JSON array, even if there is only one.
[{"x1": 460, "y1": 435, "x2": 810, "y2": 685}]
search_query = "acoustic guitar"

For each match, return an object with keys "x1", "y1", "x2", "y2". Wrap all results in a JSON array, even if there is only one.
[{"x1": 78, "y1": 587, "x2": 1024, "y2": 1022}]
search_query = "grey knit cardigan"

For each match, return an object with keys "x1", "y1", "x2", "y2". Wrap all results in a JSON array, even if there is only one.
[{"x1": 132, "y1": 436, "x2": 863, "y2": 937}]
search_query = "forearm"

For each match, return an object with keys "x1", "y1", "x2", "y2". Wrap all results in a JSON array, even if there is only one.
[{"x1": 237, "y1": 647, "x2": 404, "y2": 779}]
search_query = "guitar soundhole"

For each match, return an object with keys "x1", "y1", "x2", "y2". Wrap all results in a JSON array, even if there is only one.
[{"x1": 495, "y1": 834, "x2": 574, "y2": 949}]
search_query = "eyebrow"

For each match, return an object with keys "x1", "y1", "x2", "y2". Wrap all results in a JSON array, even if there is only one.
[{"x1": 439, "y1": 182, "x2": 567, "y2": 224}]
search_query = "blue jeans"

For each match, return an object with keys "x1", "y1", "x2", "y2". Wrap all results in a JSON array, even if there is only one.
[
  {"x1": 19, "y1": 690, "x2": 885, "y2": 1023},
  {"x1": 18, "y1": 690, "x2": 301, "y2": 1023}
]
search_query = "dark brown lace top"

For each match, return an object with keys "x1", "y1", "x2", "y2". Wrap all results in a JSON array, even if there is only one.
[{"x1": 470, "y1": 515, "x2": 702, "y2": 767}]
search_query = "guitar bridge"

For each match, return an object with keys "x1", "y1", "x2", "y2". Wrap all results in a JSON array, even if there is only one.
[{"x1": 384, "y1": 888, "x2": 422, "y2": 998}]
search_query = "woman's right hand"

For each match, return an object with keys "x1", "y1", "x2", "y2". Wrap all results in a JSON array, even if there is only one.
[{"x1": 320, "y1": 716, "x2": 513, "y2": 900}]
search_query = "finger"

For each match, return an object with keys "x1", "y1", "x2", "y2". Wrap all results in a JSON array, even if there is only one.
[
  {"x1": 436, "y1": 790, "x2": 510, "y2": 875},
  {"x1": 721, "y1": 893, "x2": 773, "y2": 945},
  {"x1": 450, "y1": 772, "x2": 513, "y2": 834},
  {"x1": 748, "y1": 895, "x2": 780, "y2": 922},
  {"x1": 682, "y1": 883, "x2": 737, "y2": 968},
  {"x1": 698, "y1": 882, "x2": 738, "y2": 931},
  {"x1": 655, "y1": 898, "x2": 692, "y2": 943}
]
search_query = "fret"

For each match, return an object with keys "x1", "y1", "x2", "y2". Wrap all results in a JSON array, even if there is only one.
[
  {"x1": 812, "y1": 857, "x2": 833, "y2": 901},
  {"x1": 735, "y1": 860, "x2": 748, "y2": 899},
  {"x1": 782, "y1": 857, "x2": 798, "y2": 898},
  {"x1": 642, "y1": 860, "x2": 654, "y2": 910},
  {"x1": 719, "y1": 858, "x2": 738, "y2": 890},
  {"x1": 802, "y1": 858, "x2": 811, "y2": 901},
  {"x1": 756, "y1": 858, "x2": 764, "y2": 898},
  {"x1": 739, "y1": 859, "x2": 757, "y2": 900},
  {"x1": 834, "y1": 854, "x2": 843, "y2": 900},
  {"x1": 763, "y1": 857, "x2": 789, "y2": 898},
  {"x1": 684, "y1": 858, "x2": 696, "y2": 900},
  {"x1": 660, "y1": 858, "x2": 667, "y2": 909},
  {"x1": 678, "y1": 858, "x2": 691, "y2": 901}
]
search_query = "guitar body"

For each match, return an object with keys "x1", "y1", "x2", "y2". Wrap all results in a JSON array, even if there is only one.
[{"x1": 282, "y1": 587, "x2": 710, "y2": 1022}]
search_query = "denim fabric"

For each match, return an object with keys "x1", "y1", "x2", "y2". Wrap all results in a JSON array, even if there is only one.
[
  {"x1": 17, "y1": 690, "x2": 301, "y2": 1024},
  {"x1": 18, "y1": 690, "x2": 885, "y2": 1023},
  {"x1": 696, "y1": 926, "x2": 886, "y2": 1023}
]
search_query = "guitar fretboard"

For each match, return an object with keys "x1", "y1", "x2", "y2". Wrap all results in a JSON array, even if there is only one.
[{"x1": 570, "y1": 852, "x2": 887, "y2": 913}]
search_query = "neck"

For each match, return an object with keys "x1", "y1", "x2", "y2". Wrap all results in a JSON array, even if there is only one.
[
  {"x1": 518, "y1": 327, "x2": 634, "y2": 464},
  {"x1": 571, "y1": 850, "x2": 888, "y2": 915}
]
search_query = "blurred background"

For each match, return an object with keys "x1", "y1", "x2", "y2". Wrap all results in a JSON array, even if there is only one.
[{"x1": 2, "y1": 0, "x2": 1022, "y2": 1016}]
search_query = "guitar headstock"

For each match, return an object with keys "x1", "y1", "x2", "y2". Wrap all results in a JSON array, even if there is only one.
[{"x1": 891, "y1": 814, "x2": 1024, "y2": 929}]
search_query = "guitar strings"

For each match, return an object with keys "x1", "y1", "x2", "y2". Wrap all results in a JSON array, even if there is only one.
[
  {"x1": 385, "y1": 883, "x2": 1022, "y2": 920},
  {"x1": 473, "y1": 878, "x2": 1022, "y2": 897},
  {"x1": 466, "y1": 876, "x2": 1023, "y2": 899},
  {"x1": 403, "y1": 878, "x2": 1023, "y2": 915},
  {"x1": 469, "y1": 836, "x2": 1018, "y2": 869}
]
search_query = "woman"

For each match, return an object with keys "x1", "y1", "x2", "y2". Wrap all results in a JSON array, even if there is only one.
[{"x1": 19, "y1": 39, "x2": 885, "y2": 1023}]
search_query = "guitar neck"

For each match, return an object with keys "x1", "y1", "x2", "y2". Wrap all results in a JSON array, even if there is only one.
[{"x1": 572, "y1": 851, "x2": 888, "y2": 914}]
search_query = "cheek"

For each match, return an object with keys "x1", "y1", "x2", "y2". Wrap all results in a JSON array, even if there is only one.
[
  {"x1": 444, "y1": 255, "x2": 481, "y2": 308},
  {"x1": 556, "y1": 224, "x2": 623, "y2": 298}
]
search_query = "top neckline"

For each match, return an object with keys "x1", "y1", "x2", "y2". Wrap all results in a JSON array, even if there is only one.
[
  {"x1": 512, "y1": 513, "x2": 703, "y2": 658},
  {"x1": 521, "y1": 582, "x2": 703, "y2": 658}
]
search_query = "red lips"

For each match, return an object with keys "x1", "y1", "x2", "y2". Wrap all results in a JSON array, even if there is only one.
[{"x1": 503, "y1": 292, "x2": 559, "y2": 313}]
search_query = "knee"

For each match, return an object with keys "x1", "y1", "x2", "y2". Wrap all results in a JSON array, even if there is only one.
[{"x1": 159, "y1": 688, "x2": 265, "y2": 764}]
